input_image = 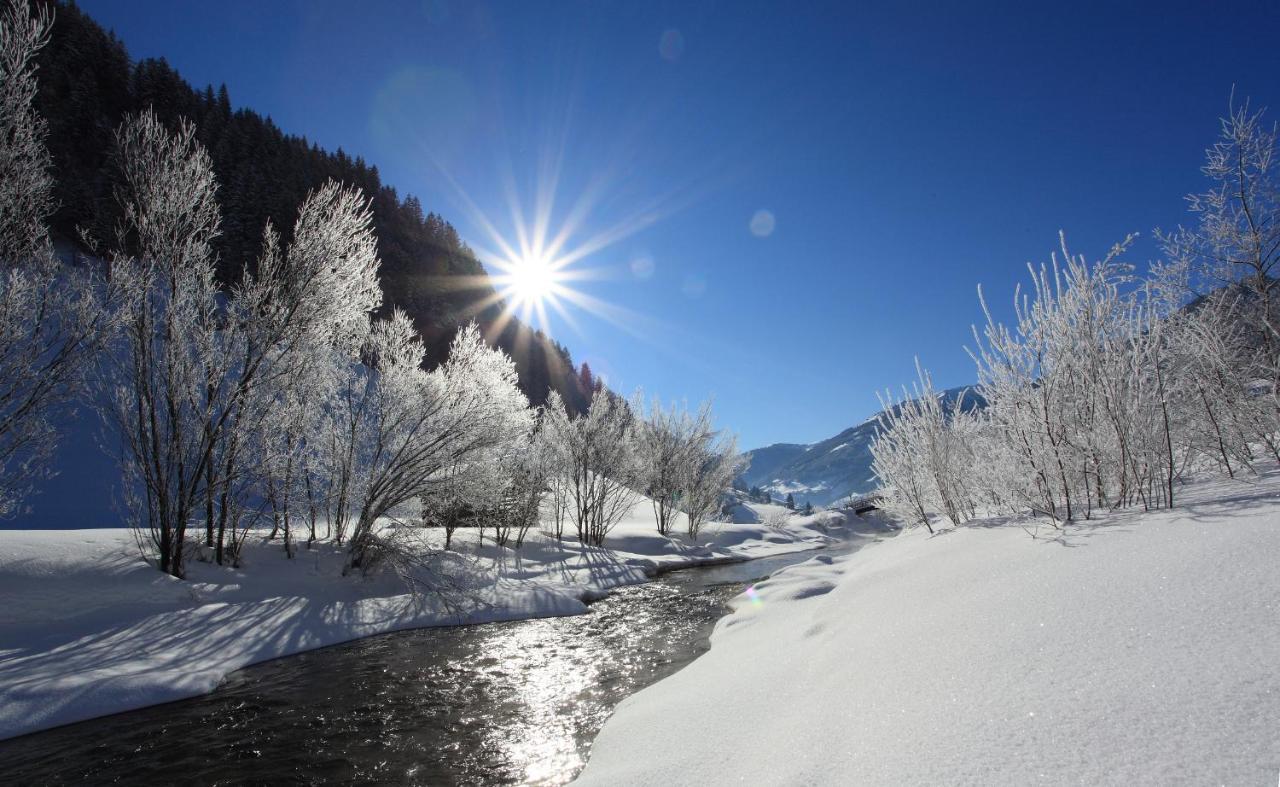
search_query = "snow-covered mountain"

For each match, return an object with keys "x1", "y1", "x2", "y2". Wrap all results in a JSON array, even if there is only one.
[{"x1": 740, "y1": 385, "x2": 982, "y2": 508}]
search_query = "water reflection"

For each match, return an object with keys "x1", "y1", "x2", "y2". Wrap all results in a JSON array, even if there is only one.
[{"x1": 0, "y1": 547, "x2": 841, "y2": 785}]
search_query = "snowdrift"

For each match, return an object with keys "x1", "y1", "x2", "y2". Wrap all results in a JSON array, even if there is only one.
[{"x1": 576, "y1": 470, "x2": 1280, "y2": 785}]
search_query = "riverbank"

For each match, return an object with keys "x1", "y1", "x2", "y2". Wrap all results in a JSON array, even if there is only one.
[
  {"x1": 576, "y1": 469, "x2": 1280, "y2": 785},
  {"x1": 0, "y1": 500, "x2": 844, "y2": 741}
]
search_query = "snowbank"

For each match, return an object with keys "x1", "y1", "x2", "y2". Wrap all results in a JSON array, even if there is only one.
[
  {"x1": 0, "y1": 499, "x2": 839, "y2": 741},
  {"x1": 576, "y1": 471, "x2": 1280, "y2": 785}
]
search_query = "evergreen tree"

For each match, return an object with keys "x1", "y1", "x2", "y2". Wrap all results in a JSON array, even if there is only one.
[{"x1": 29, "y1": 0, "x2": 597, "y2": 414}]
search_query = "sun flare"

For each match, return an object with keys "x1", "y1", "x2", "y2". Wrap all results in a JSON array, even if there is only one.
[
  {"x1": 499, "y1": 252, "x2": 561, "y2": 307},
  {"x1": 439, "y1": 146, "x2": 674, "y2": 339}
]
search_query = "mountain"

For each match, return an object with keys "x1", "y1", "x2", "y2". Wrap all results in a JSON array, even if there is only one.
[
  {"x1": 741, "y1": 385, "x2": 982, "y2": 508},
  {"x1": 29, "y1": 0, "x2": 597, "y2": 414},
  {"x1": 738, "y1": 443, "x2": 808, "y2": 488}
]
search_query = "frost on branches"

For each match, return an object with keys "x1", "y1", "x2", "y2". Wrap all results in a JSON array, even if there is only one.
[
  {"x1": 0, "y1": 0, "x2": 104, "y2": 518},
  {"x1": 631, "y1": 395, "x2": 744, "y2": 538},
  {"x1": 0, "y1": 0, "x2": 750, "y2": 591},
  {"x1": 872, "y1": 100, "x2": 1280, "y2": 530}
]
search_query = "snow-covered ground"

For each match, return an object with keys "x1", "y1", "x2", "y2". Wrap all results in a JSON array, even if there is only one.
[
  {"x1": 0, "y1": 498, "x2": 842, "y2": 741},
  {"x1": 577, "y1": 469, "x2": 1280, "y2": 785}
]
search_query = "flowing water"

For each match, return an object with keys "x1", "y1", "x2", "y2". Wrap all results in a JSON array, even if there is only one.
[{"x1": 0, "y1": 544, "x2": 854, "y2": 785}]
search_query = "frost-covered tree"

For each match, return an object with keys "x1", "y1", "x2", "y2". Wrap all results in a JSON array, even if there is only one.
[
  {"x1": 0, "y1": 0, "x2": 52, "y2": 260},
  {"x1": 633, "y1": 393, "x2": 743, "y2": 538},
  {"x1": 480, "y1": 426, "x2": 547, "y2": 549},
  {"x1": 418, "y1": 464, "x2": 475, "y2": 551},
  {"x1": 679, "y1": 430, "x2": 742, "y2": 539},
  {"x1": 340, "y1": 319, "x2": 532, "y2": 572},
  {"x1": 871, "y1": 363, "x2": 979, "y2": 533},
  {"x1": 1159, "y1": 98, "x2": 1280, "y2": 460},
  {"x1": 542, "y1": 390, "x2": 636, "y2": 546},
  {"x1": 0, "y1": 0, "x2": 104, "y2": 516},
  {"x1": 632, "y1": 395, "x2": 711, "y2": 536},
  {"x1": 95, "y1": 110, "x2": 225, "y2": 577},
  {"x1": 208, "y1": 180, "x2": 382, "y2": 564},
  {"x1": 961, "y1": 236, "x2": 1182, "y2": 523},
  {"x1": 95, "y1": 108, "x2": 385, "y2": 575},
  {"x1": 874, "y1": 222, "x2": 1276, "y2": 532},
  {"x1": 1160, "y1": 98, "x2": 1280, "y2": 401},
  {"x1": 538, "y1": 411, "x2": 573, "y2": 542}
]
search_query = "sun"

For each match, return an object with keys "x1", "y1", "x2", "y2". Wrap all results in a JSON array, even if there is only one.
[
  {"x1": 502, "y1": 252, "x2": 560, "y2": 307},
  {"x1": 488, "y1": 247, "x2": 571, "y2": 323},
  {"x1": 438, "y1": 152, "x2": 672, "y2": 338}
]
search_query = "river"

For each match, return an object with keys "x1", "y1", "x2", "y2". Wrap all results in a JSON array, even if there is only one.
[{"x1": 0, "y1": 542, "x2": 857, "y2": 785}]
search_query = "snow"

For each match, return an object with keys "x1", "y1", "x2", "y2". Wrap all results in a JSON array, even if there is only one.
[
  {"x1": 0, "y1": 497, "x2": 839, "y2": 741},
  {"x1": 576, "y1": 470, "x2": 1280, "y2": 785},
  {"x1": 765, "y1": 479, "x2": 829, "y2": 495}
]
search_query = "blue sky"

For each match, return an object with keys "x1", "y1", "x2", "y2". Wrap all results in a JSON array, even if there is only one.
[{"x1": 79, "y1": 0, "x2": 1280, "y2": 449}]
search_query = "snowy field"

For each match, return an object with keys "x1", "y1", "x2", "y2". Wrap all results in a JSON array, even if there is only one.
[
  {"x1": 0, "y1": 499, "x2": 841, "y2": 741},
  {"x1": 577, "y1": 469, "x2": 1280, "y2": 786}
]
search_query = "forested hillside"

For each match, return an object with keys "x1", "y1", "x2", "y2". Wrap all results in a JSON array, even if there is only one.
[{"x1": 29, "y1": 0, "x2": 595, "y2": 412}]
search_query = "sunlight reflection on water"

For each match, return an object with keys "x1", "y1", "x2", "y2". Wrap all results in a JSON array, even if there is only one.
[{"x1": 0, "y1": 547, "x2": 841, "y2": 785}]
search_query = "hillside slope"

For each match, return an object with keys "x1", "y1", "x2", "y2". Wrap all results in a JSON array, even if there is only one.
[
  {"x1": 31, "y1": 0, "x2": 595, "y2": 412},
  {"x1": 742, "y1": 385, "x2": 980, "y2": 507}
]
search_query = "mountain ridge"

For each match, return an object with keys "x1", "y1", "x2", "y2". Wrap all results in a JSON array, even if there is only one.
[{"x1": 740, "y1": 385, "x2": 982, "y2": 507}]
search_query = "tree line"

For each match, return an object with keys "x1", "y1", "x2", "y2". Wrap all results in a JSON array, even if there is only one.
[
  {"x1": 27, "y1": 0, "x2": 597, "y2": 414},
  {"x1": 871, "y1": 100, "x2": 1280, "y2": 533},
  {"x1": 0, "y1": 0, "x2": 744, "y2": 581}
]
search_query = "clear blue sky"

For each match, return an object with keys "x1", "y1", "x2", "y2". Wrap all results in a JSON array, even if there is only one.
[{"x1": 78, "y1": 0, "x2": 1280, "y2": 450}]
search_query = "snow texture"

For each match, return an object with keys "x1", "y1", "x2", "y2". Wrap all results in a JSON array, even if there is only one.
[
  {"x1": 576, "y1": 470, "x2": 1280, "y2": 785},
  {"x1": 0, "y1": 501, "x2": 839, "y2": 740}
]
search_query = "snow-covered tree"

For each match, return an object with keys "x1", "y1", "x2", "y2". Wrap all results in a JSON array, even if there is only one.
[
  {"x1": 95, "y1": 110, "x2": 225, "y2": 577},
  {"x1": 0, "y1": 0, "x2": 104, "y2": 516},
  {"x1": 680, "y1": 430, "x2": 742, "y2": 539},
  {"x1": 340, "y1": 319, "x2": 532, "y2": 572},
  {"x1": 95, "y1": 107, "x2": 386, "y2": 575},
  {"x1": 541, "y1": 390, "x2": 636, "y2": 546},
  {"x1": 632, "y1": 395, "x2": 712, "y2": 536}
]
